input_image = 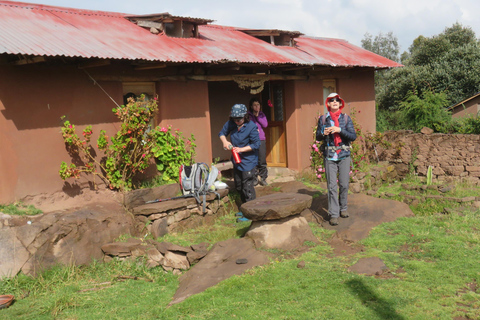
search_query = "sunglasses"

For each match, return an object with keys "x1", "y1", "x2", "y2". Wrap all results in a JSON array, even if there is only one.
[
  {"x1": 233, "y1": 117, "x2": 244, "y2": 121},
  {"x1": 329, "y1": 98, "x2": 340, "y2": 103}
]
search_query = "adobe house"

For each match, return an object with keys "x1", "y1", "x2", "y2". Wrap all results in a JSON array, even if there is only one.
[
  {"x1": 448, "y1": 92, "x2": 480, "y2": 118},
  {"x1": 0, "y1": 1, "x2": 402, "y2": 203}
]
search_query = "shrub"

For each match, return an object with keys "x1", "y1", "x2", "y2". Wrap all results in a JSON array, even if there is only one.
[
  {"x1": 151, "y1": 126, "x2": 196, "y2": 182},
  {"x1": 59, "y1": 95, "x2": 158, "y2": 191},
  {"x1": 398, "y1": 89, "x2": 452, "y2": 132}
]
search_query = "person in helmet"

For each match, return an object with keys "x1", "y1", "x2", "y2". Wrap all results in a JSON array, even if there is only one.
[
  {"x1": 219, "y1": 104, "x2": 261, "y2": 206},
  {"x1": 315, "y1": 93, "x2": 357, "y2": 226}
]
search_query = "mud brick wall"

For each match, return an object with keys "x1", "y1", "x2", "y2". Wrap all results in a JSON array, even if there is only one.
[{"x1": 377, "y1": 131, "x2": 480, "y2": 183}]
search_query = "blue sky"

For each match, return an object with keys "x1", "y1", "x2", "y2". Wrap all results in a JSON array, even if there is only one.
[{"x1": 12, "y1": 0, "x2": 480, "y2": 53}]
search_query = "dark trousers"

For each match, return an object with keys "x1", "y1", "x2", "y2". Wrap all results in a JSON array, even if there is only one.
[
  {"x1": 256, "y1": 140, "x2": 268, "y2": 181},
  {"x1": 234, "y1": 167, "x2": 256, "y2": 203}
]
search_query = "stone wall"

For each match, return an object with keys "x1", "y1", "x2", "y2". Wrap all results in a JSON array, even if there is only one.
[
  {"x1": 124, "y1": 184, "x2": 231, "y2": 238},
  {"x1": 377, "y1": 130, "x2": 480, "y2": 183},
  {"x1": 348, "y1": 131, "x2": 480, "y2": 193}
]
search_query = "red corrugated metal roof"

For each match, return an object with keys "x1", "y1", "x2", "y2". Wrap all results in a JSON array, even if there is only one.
[{"x1": 0, "y1": 1, "x2": 402, "y2": 68}]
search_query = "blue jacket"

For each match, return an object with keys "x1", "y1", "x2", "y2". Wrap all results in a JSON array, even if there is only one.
[
  {"x1": 315, "y1": 113, "x2": 357, "y2": 160},
  {"x1": 219, "y1": 120, "x2": 260, "y2": 171}
]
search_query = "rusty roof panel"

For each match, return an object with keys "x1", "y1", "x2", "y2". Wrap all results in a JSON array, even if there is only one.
[{"x1": 0, "y1": 1, "x2": 403, "y2": 68}]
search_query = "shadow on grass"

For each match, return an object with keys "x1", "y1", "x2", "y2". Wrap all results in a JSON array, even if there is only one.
[
  {"x1": 236, "y1": 223, "x2": 251, "y2": 237},
  {"x1": 346, "y1": 279, "x2": 405, "y2": 320}
]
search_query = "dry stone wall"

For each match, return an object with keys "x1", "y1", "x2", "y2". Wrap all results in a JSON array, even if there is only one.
[
  {"x1": 377, "y1": 130, "x2": 480, "y2": 183},
  {"x1": 124, "y1": 185, "x2": 231, "y2": 237}
]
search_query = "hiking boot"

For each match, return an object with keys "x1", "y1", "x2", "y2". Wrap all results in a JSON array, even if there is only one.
[
  {"x1": 236, "y1": 217, "x2": 251, "y2": 223},
  {"x1": 329, "y1": 217, "x2": 338, "y2": 226},
  {"x1": 259, "y1": 178, "x2": 268, "y2": 186},
  {"x1": 340, "y1": 211, "x2": 349, "y2": 218}
]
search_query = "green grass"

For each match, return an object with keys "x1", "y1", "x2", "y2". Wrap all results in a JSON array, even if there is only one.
[
  {"x1": 0, "y1": 202, "x2": 43, "y2": 216},
  {"x1": 1, "y1": 179, "x2": 479, "y2": 319}
]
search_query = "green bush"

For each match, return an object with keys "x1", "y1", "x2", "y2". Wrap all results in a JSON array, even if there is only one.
[
  {"x1": 399, "y1": 90, "x2": 452, "y2": 132},
  {"x1": 60, "y1": 95, "x2": 158, "y2": 191},
  {"x1": 151, "y1": 126, "x2": 196, "y2": 182},
  {"x1": 455, "y1": 112, "x2": 480, "y2": 134}
]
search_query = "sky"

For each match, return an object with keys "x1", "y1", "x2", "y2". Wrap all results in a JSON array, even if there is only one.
[{"x1": 14, "y1": 0, "x2": 480, "y2": 55}]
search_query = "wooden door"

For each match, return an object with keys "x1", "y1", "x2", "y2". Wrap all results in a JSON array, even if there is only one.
[{"x1": 262, "y1": 82, "x2": 287, "y2": 167}]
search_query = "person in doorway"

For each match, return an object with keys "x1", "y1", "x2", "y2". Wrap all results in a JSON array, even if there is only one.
[
  {"x1": 219, "y1": 104, "x2": 260, "y2": 220},
  {"x1": 248, "y1": 97, "x2": 269, "y2": 186},
  {"x1": 315, "y1": 93, "x2": 357, "y2": 226}
]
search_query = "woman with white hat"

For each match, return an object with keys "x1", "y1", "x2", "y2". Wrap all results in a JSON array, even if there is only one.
[{"x1": 316, "y1": 93, "x2": 357, "y2": 226}]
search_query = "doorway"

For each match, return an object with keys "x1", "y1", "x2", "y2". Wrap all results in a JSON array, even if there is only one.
[{"x1": 262, "y1": 82, "x2": 287, "y2": 167}]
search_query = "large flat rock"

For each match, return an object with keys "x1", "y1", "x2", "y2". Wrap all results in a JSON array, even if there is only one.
[
  {"x1": 240, "y1": 193, "x2": 312, "y2": 221},
  {"x1": 170, "y1": 238, "x2": 270, "y2": 305}
]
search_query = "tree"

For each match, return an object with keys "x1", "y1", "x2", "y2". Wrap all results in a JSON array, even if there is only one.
[
  {"x1": 361, "y1": 31, "x2": 400, "y2": 62},
  {"x1": 376, "y1": 23, "x2": 480, "y2": 116},
  {"x1": 399, "y1": 90, "x2": 451, "y2": 132}
]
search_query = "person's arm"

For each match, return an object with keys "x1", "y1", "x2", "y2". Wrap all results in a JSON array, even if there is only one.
[
  {"x1": 339, "y1": 115, "x2": 357, "y2": 142},
  {"x1": 219, "y1": 135, "x2": 231, "y2": 150},
  {"x1": 218, "y1": 121, "x2": 233, "y2": 149},
  {"x1": 315, "y1": 116, "x2": 325, "y2": 141},
  {"x1": 256, "y1": 111, "x2": 268, "y2": 128},
  {"x1": 236, "y1": 123, "x2": 260, "y2": 153}
]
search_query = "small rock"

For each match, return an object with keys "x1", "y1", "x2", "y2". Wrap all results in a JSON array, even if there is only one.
[
  {"x1": 297, "y1": 261, "x2": 306, "y2": 269},
  {"x1": 410, "y1": 199, "x2": 420, "y2": 207},
  {"x1": 420, "y1": 127, "x2": 434, "y2": 134},
  {"x1": 349, "y1": 257, "x2": 387, "y2": 276},
  {"x1": 439, "y1": 186, "x2": 453, "y2": 193},
  {"x1": 145, "y1": 259, "x2": 159, "y2": 269},
  {"x1": 443, "y1": 207, "x2": 455, "y2": 215},
  {"x1": 236, "y1": 258, "x2": 248, "y2": 264},
  {"x1": 173, "y1": 269, "x2": 183, "y2": 276}
]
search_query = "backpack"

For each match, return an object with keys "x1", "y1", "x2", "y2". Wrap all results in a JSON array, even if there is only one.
[{"x1": 179, "y1": 163, "x2": 219, "y2": 212}]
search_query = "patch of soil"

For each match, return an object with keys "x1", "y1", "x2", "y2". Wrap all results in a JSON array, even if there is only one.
[
  {"x1": 21, "y1": 187, "x2": 123, "y2": 214},
  {"x1": 327, "y1": 237, "x2": 365, "y2": 257}
]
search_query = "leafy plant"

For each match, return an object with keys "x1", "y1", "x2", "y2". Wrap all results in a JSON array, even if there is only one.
[
  {"x1": 151, "y1": 126, "x2": 196, "y2": 182},
  {"x1": 426, "y1": 166, "x2": 433, "y2": 185},
  {"x1": 59, "y1": 94, "x2": 158, "y2": 191},
  {"x1": 399, "y1": 89, "x2": 452, "y2": 132}
]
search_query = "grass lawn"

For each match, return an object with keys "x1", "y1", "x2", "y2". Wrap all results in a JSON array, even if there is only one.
[{"x1": 1, "y1": 178, "x2": 479, "y2": 319}]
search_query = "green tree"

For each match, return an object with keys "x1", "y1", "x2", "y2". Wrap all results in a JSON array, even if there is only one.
[
  {"x1": 399, "y1": 90, "x2": 451, "y2": 132},
  {"x1": 376, "y1": 22, "x2": 480, "y2": 127},
  {"x1": 361, "y1": 31, "x2": 400, "y2": 62}
]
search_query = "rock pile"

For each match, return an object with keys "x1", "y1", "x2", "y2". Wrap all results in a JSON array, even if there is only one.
[
  {"x1": 240, "y1": 193, "x2": 318, "y2": 250},
  {"x1": 0, "y1": 184, "x2": 231, "y2": 279},
  {"x1": 124, "y1": 185, "x2": 230, "y2": 237},
  {"x1": 0, "y1": 202, "x2": 134, "y2": 278},
  {"x1": 101, "y1": 238, "x2": 209, "y2": 275}
]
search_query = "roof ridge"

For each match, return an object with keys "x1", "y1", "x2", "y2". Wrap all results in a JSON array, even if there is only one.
[{"x1": 0, "y1": 1, "x2": 126, "y2": 17}]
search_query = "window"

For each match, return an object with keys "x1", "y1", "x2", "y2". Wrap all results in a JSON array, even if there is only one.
[
  {"x1": 123, "y1": 82, "x2": 155, "y2": 102},
  {"x1": 122, "y1": 82, "x2": 156, "y2": 130},
  {"x1": 323, "y1": 79, "x2": 336, "y2": 114},
  {"x1": 240, "y1": 29, "x2": 303, "y2": 47},
  {"x1": 127, "y1": 14, "x2": 213, "y2": 38}
]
